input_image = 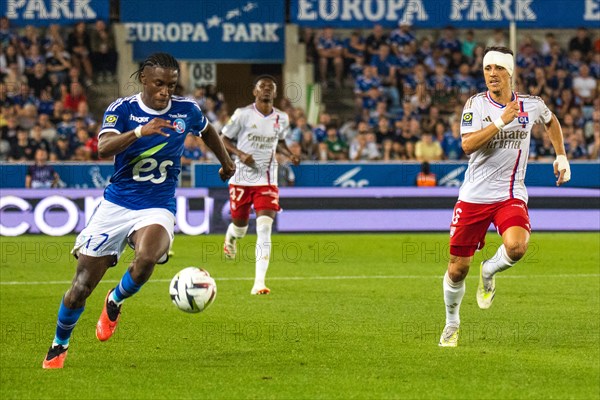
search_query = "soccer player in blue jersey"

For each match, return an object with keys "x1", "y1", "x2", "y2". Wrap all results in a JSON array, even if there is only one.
[{"x1": 42, "y1": 53, "x2": 235, "y2": 368}]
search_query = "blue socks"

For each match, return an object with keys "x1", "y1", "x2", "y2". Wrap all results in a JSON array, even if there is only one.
[
  {"x1": 53, "y1": 299, "x2": 84, "y2": 346},
  {"x1": 111, "y1": 270, "x2": 143, "y2": 304}
]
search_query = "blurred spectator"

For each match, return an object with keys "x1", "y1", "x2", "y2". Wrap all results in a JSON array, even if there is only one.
[
  {"x1": 30, "y1": 124, "x2": 51, "y2": 153},
  {"x1": 313, "y1": 112, "x2": 331, "y2": 143},
  {"x1": 540, "y1": 32, "x2": 557, "y2": 56},
  {"x1": 9, "y1": 127, "x2": 35, "y2": 161},
  {"x1": 486, "y1": 29, "x2": 507, "y2": 48},
  {"x1": 320, "y1": 125, "x2": 348, "y2": 161},
  {"x1": 572, "y1": 64, "x2": 596, "y2": 105},
  {"x1": 67, "y1": 21, "x2": 93, "y2": 85},
  {"x1": 365, "y1": 24, "x2": 388, "y2": 63},
  {"x1": 415, "y1": 131, "x2": 442, "y2": 162},
  {"x1": 437, "y1": 27, "x2": 461, "y2": 57},
  {"x1": 90, "y1": 20, "x2": 118, "y2": 83},
  {"x1": 44, "y1": 24, "x2": 65, "y2": 49},
  {"x1": 317, "y1": 28, "x2": 344, "y2": 88},
  {"x1": 37, "y1": 113, "x2": 57, "y2": 141},
  {"x1": 535, "y1": 133, "x2": 556, "y2": 161},
  {"x1": 45, "y1": 42, "x2": 71, "y2": 83},
  {"x1": 343, "y1": 31, "x2": 365, "y2": 78},
  {"x1": 416, "y1": 161, "x2": 437, "y2": 187},
  {"x1": 300, "y1": 28, "x2": 318, "y2": 64},
  {"x1": 26, "y1": 148, "x2": 60, "y2": 188},
  {"x1": 299, "y1": 128, "x2": 319, "y2": 160},
  {"x1": 441, "y1": 120, "x2": 463, "y2": 160},
  {"x1": 50, "y1": 134, "x2": 73, "y2": 161},
  {"x1": 389, "y1": 21, "x2": 416, "y2": 57},
  {"x1": 26, "y1": 62, "x2": 50, "y2": 97},
  {"x1": 290, "y1": 115, "x2": 311, "y2": 144},
  {"x1": 349, "y1": 130, "x2": 380, "y2": 161},
  {"x1": 461, "y1": 30, "x2": 476, "y2": 60},
  {"x1": 0, "y1": 16, "x2": 14, "y2": 47},
  {"x1": 370, "y1": 43, "x2": 400, "y2": 108},
  {"x1": 181, "y1": 134, "x2": 204, "y2": 173},
  {"x1": 1, "y1": 116, "x2": 20, "y2": 145},
  {"x1": 63, "y1": 81, "x2": 87, "y2": 112},
  {"x1": 568, "y1": 27, "x2": 592, "y2": 58},
  {"x1": 566, "y1": 129, "x2": 588, "y2": 160},
  {"x1": 0, "y1": 44, "x2": 25, "y2": 75}
]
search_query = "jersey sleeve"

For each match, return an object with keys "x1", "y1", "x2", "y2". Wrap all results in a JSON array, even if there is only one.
[
  {"x1": 189, "y1": 102, "x2": 208, "y2": 137},
  {"x1": 221, "y1": 108, "x2": 243, "y2": 139},
  {"x1": 279, "y1": 113, "x2": 291, "y2": 140},
  {"x1": 99, "y1": 99, "x2": 128, "y2": 137},
  {"x1": 535, "y1": 97, "x2": 552, "y2": 125},
  {"x1": 460, "y1": 95, "x2": 482, "y2": 135}
]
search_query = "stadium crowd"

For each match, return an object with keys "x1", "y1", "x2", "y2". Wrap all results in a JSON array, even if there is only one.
[{"x1": 1, "y1": 17, "x2": 599, "y2": 166}]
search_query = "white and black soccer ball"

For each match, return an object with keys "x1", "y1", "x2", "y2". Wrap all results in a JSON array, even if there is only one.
[{"x1": 169, "y1": 267, "x2": 217, "y2": 313}]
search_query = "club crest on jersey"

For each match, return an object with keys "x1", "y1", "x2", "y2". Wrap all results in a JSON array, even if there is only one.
[
  {"x1": 462, "y1": 112, "x2": 473, "y2": 127},
  {"x1": 518, "y1": 112, "x2": 529, "y2": 127},
  {"x1": 103, "y1": 115, "x2": 118, "y2": 127},
  {"x1": 173, "y1": 118, "x2": 186, "y2": 134}
]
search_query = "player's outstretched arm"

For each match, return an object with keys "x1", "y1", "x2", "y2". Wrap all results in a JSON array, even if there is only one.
[
  {"x1": 545, "y1": 113, "x2": 571, "y2": 186},
  {"x1": 98, "y1": 118, "x2": 172, "y2": 158},
  {"x1": 201, "y1": 124, "x2": 235, "y2": 181},
  {"x1": 461, "y1": 99, "x2": 519, "y2": 154}
]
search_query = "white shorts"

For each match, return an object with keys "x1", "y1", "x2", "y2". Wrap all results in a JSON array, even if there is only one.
[{"x1": 72, "y1": 200, "x2": 175, "y2": 265}]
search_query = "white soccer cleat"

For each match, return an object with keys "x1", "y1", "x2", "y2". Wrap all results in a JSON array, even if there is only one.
[
  {"x1": 477, "y1": 261, "x2": 496, "y2": 309},
  {"x1": 250, "y1": 286, "x2": 270, "y2": 295},
  {"x1": 223, "y1": 238, "x2": 237, "y2": 260},
  {"x1": 439, "y1": 324, "x2": 460, "y2": 347}
]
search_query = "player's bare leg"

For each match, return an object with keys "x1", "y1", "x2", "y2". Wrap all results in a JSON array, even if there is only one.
[
  {"x1": 224, "y1": 218, "x2": 248, "y2": 260},
  {"x1": 44, "y1": 255, "x2": 113, "y2": 368},
  {"x1": 440, "y1": 255, "x2": 471, "y2": 347},
  {"x1": 252, "y1": 210, "x2": 276, "y2": 295},
  {"x1": 97, "y1": 225, "x2": 170, "y2": 341},
  {"x1": 478, "y1": 226, "x2": 529, "y2": 309}
]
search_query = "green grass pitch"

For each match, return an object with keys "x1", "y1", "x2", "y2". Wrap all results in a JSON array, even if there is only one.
[{"x1": 1, "y1": 232, "x2": 599, "y2": 399}]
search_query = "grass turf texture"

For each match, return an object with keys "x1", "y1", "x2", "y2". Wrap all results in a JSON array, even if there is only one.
[{"x1": 1, "y1": 232, "x2": 598, "y2": 399}]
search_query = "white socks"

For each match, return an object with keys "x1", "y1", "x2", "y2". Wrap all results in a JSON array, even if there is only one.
[
  {"x1": 254, "y1": 216, "x2": 273, "y2": 289},
  {"x1": 482, "y1": 244, "x2": 516, "y2": 279},
  {"x1": 443, "y1": 271, "x2": 465, "y2": 327},
  {"x1": 226, "y1": 223, "x2": 248, "y2": 243}
]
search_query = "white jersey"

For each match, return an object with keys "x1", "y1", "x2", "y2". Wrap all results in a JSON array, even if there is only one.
[
  {"x1": 459, "y1": 91, "x2": 552, "y2": 204},
  {"x1": 222, "y1": 103, "x2": 290, "y2": 186}
]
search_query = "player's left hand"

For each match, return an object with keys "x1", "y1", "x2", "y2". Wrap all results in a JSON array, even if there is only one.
[
  {"x1": 553, "y1": 154, "x2": 571, "y2": 186},
  {"x1": 219, "y1": 162, "x2": 236, "y2": 182},
  {"x1": 289, "y1": 154, "x2": 301, "y2": 166}
]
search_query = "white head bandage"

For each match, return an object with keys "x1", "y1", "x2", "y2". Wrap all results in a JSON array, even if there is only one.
[{"x1": 483, "y1": 51, "x2": 514, "y2": 76}]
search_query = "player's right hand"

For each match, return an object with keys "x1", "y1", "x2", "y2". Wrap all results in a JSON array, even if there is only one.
[
  {"x1": 501, "y1": 98, "x2": 520, "y2": 125},
  {"x1": 219, "y1": 162, "x2": 236, "y2": 182},
  {"x1": 239, "y1": 153, "x2": 256, "y2": 168},
  {"x1": 140, "y1": 118, "x2": 173, "y2": 137}
]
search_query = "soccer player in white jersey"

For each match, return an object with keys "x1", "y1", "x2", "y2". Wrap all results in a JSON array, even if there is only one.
[
  {"x1": 221, "y1": 75, "x2": 300, "y2": 295},
  {"x1": 42, "y1": 53, "x2": 235, "y2": 368},
  {"x1": 439, "y1": 47, "x2": 571, "y2": 347}
]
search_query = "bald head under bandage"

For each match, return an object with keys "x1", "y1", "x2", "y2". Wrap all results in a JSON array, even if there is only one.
[{"x1": 483, "y1": 51, "x2": 514, "y2": 76}]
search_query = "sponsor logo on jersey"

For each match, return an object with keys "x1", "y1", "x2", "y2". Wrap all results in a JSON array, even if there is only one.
[
  {"x1": 462, "y1": 112, "x2": 473, "y2": 127},
  {"x1": 251, "y1": 124, "x2": 257, "y2": 129},
  {"x1": 104, "y1": 115, "x2": 118, "y2": 127},
  {"x1": 483, "y1": 116, "x2": 492, "y2": 123},
  {"x1": 168, "y1": 113, "x2": 188, "y2": 118},
  {"x1": 173, "y1": 118, "x2": 186, "y2": 134},
  {"x1": 130, "y1": 115, "x2": 150, "y2": 123}
]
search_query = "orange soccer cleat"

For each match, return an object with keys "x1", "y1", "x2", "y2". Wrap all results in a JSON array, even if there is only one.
[
  {"x1": 42, "y1": 344, "x2": 68, "y2": 369},
  {"x1": 96, "y1": 289, "x2": 121, "y2": 342}
]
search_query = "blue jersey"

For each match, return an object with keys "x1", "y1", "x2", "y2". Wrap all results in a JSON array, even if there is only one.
[{"x1": 99, "y1": 93, "x2": 208, "y2": 214}]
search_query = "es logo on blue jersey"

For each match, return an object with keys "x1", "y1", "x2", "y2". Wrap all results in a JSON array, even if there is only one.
[
  {"x1": 462, "y1": 112, "x2": 473, "y2": 127},
  {"x1": 173, "y1": 118, "x2": 186, "y2": 134}
]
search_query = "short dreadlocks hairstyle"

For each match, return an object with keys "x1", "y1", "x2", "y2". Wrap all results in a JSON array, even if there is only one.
[{"x1": 131, "y1": 52, "x2": 180, "y2": 82}]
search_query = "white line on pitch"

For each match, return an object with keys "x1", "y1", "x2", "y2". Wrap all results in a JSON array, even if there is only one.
[{"x1": 1, "y1": 273, "x2": 599, "y2": 286}]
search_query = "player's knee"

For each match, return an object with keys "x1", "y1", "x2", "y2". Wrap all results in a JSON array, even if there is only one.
[
  {"x1": 69, "y1": 280, "x2": 94, "y2": 304},
  {"x1": 505, "y1": 241, "x2": 528, "y2": 261},
  {"x1": 134, "y1": 252, "x2": 160, "y2": 269},
  {"x1": 448, "y1": 256, "x2": 470, "y2": 282}
]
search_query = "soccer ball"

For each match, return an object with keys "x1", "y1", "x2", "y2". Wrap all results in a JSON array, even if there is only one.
[{"x1": 169, "y1": 267, "x2": 217, "y2": 313}]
